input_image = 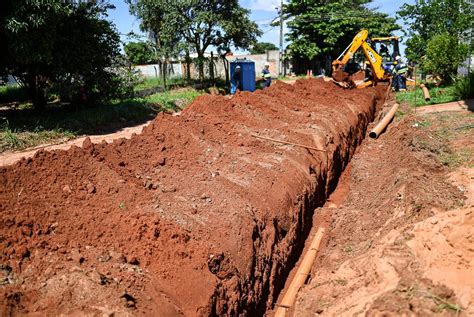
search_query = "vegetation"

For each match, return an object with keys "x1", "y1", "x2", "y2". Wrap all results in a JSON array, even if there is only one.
[
  {"x1": 0, "y1": 85, "x2": 28, "y2": 104},
  {"x1": 397, "y1": 0, "x2": 473, "y2": 65},
  {"x1": 0, "y1": 89, "x2": 203, "y2": 152},
  {"x1": 124, "y1": 42, "x2": 156, "y2": 65},
  {"x1": 0, "y1": 0, "x2": 128, "y2": 111},
  {"x1": 250, "y1": 42, "x2": 279, "y2": 54},
  {"x1": 396, "y1": 84, "x2": 459, "y2": 107},
  {"x1": 453, "y1": 72, "x2": 474, "y2": 100},
  {"x1": 126, "y1": 0, "x2": 262, "y2": 81},
  {"x1": 285, "y1": 0, "x2": 400, "y2": 68},
  {"x1": 397, "y1": 72, "x2": 474, "y2": 107}
]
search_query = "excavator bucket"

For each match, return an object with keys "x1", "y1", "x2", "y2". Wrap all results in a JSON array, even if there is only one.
[{"x1": 331, "y1": 64, "x2": 355, "y2": 88}]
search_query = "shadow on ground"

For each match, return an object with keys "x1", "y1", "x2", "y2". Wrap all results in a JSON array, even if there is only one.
[{"x1": 0, "y1": 99, "x2": 162, "y2": 136}]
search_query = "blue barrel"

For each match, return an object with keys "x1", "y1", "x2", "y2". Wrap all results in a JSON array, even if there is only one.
[{"x1": 230, "y1": 59, "x2": 256, "y2": 92}]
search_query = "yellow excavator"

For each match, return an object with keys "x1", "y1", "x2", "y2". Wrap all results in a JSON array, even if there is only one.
[{"x1": 332, "y1": 30, "x2": 400, "y2": 88}]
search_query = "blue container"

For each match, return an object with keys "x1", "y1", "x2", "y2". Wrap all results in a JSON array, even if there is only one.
[{"x1": 230, "y1": 59, "x2": 256, "y2": 92}]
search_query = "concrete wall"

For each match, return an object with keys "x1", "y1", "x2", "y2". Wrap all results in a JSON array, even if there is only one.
[
  {"x1": 133, "y1": 50, "x2": 289, "y2": 80},
  {"x1": 134, "y1": 63, "x2": 183, "y2": 78}
]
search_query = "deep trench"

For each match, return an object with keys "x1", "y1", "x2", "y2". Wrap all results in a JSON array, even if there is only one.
[{"x1": 220, "y1": 86, "x2": 389, "y2": 316}]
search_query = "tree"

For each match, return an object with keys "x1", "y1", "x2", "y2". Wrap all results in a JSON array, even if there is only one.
[
  {"x1": 1, "y1": 0, "x2": 122, "y2": 110},
  {"x1": 250, "y1": 42, "x2": 279, "y2": 54},
  {"x1": 127, "y1": 0, "x2": 262, "y2": 81},
  {"x1": 126, "y1": 1, "x2": 185, "y2": 88},
  {"x1": 397, "y1": 0, "x2": 473, "y2": 64},
  {"x1": 124, "y1": 42, "x2": 155, "y2": 65},
  {"x1": 422, "y1": 33, "x2": 468, "y2": 83},
  {"x1": 286, "y1": 0, "x2": 400, "y2": 72}
]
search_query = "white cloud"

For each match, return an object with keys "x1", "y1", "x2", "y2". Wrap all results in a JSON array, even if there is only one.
[{"x1": 248, "y1": 0, "x2": 281, "y2": 12}]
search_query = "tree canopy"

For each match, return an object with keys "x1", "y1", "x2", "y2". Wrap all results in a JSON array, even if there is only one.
[
  {"x1": 0, "y1": 0, "x2": 123, "y2": 110},
  {"x1": 397, "y1": 0, "x2": 473, "y2": 64},
  {"x1": 124, "y1": 42, "x2": 156, "y2": 65},
  {"x1": 250, "y1": 42, "x2": 279, "y2": 54},
  {"x1": 422, "y1": 33, "x2": 469, "y2": 82},
  {"x1": 286, "y1": 0, "x2": 400, "y2": 65},
  {"x1": 127, "y1": 0, "x2": 262, "y2": 81}
]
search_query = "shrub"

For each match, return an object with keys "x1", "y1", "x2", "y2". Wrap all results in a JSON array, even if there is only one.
[
  {"x1": 453, "y1": 72, "x2": 474, "y2": 100},
  {"x1": 422, "y1": 33, "x2": 469, "y2": 84}
]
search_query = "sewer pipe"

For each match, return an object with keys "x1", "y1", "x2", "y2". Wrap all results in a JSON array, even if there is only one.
[
  {"x1": 369, "y1": 103, "x2": 399, "y2": 139},
  {"x1": 420, "y1": 84, "x2": 431, "y2": 101}
]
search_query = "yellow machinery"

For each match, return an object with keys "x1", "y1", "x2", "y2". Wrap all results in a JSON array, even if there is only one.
[{"x1": 332, "y1": 30, "x2": 400, "y2": 88}]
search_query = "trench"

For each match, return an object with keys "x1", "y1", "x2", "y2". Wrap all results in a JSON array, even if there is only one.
[{"x1": 209, "y1": 84, "x2": 389, "y2": 316}]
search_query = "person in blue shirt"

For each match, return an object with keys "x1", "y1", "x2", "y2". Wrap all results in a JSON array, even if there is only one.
[
  {"x1": 261, "y1": 62, "x2": 272, "y2": 88},
  {"x1": 231, "y1": 65, "x2": 242, "y2": 95}
]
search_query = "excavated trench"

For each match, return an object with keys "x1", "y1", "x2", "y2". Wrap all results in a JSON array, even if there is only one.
[{"x1": 0, "y1": 79, "x2": 386, "y2": 316}]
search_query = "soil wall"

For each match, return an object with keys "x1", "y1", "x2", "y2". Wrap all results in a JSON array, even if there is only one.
[{"x1": 0, "y1": 79, "x2": 385, "y2": 316}]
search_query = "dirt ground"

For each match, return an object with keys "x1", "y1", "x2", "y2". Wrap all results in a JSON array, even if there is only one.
[
  {"x1": 293, "y1": 103, "x2": 473, "y2": 316},
  {"x1": 0, "y1": 79, "x2": 386, "y2": 316},
  {"x1": 1, "y1": 77, "x2": 472, "y2": 316},
  {"x1": 0, "y1": 121, "x2": 153, "y2": 167}
]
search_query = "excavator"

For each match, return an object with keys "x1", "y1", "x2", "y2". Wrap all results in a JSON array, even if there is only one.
[{"x1": 332, "y1": 29, "x2": 400, "y2": 88}]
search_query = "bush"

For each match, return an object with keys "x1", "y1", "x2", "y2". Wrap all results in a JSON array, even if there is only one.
[
  {"x1": 453, "y1": 72, "x2": 474, "y2": 100},
  {"x1": 422, "y1": 33, "x2": 469, "y2": 84}
]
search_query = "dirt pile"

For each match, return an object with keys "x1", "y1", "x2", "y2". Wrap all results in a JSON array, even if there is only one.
[
  {"x1": 0, "y1": 79, "x2": 385, "y2": 316},
  {"x1": 294, "y1": 109, "x2": 472, "y2": 316}
]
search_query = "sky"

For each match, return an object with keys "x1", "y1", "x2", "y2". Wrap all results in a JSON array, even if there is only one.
[{"x1": 107, "y1": 0, "x2": 416, "y2": 54}]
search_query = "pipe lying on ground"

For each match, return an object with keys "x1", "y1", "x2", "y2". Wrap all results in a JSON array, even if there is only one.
[
  {"x1": 369, "y1": 103, "x2": 399, "y2": 139},
  {"x1": 274, "y1": 227, "x2": 325, "y2": 317},
  {"x1": 419, "y1": 84, "x2": 431, "y2": 101}
]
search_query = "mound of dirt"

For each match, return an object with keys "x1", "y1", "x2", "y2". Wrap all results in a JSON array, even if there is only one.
[
  {"x1": 294, "y1": 109, "x2": 472, "y2": 316},
  {"x1": 0, "y1": 79, "x2": 385, "y2": 316}
]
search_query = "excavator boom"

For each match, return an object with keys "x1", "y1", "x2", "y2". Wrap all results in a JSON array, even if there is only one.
[{"x1": 332, "y1": 29, "x2": 388, "y2": 88}]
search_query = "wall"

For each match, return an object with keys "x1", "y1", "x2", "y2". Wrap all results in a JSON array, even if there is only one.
[{"x1": 133, "y1": 50, "x2": 289, "y2": 80}]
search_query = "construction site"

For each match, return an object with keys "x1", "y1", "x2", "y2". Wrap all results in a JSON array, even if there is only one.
[{"x1": 1, "y1": 0, "x2": 474, "y2": 316}]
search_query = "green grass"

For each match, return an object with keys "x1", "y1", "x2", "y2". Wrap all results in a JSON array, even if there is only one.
[
  {"x1": 0, "y1": 85, "x2": 28, "y2": 104},
  {"x1": 134, "y1": 77, "x2": 190, "y2": 91},
  {"x1": 0, "y1": 88, "x2": 203, "y2": 152},
  {"x1": 145, "y1": 89, "x2": 202, "y2": 110},
  {"x1": 396, "y1": 84, "x2": 459, "y2": 107}
]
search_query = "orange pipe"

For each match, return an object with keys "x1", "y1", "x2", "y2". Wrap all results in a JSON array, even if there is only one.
[
  {"x1": 274, "y1": 227, "x2": 325, "y2": 317},
  {"x1": 369, "y1": 103, "x2": 399, "y2": 139},
  {"x1": 419, "y1": 84, "x2": 431, "y2": 101}
]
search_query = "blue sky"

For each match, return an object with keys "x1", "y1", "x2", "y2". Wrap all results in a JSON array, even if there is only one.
[{"x1": 107, "y1": 0, "x2": 415, "y2": 53}]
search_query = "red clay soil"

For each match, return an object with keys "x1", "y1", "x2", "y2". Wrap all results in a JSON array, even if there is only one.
[
  {"x1": 294, "y1": 109, "x2": 471, "y2": 316},
  {"x1": 0, "y1": 79, "x2": 386, "y2": 316}
]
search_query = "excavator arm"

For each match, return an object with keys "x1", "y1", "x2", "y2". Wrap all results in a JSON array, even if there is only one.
[{"x1": 332, "y1": 30, "x2": 386, "y2": 88}]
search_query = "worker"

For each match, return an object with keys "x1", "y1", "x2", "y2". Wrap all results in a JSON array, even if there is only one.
[
  {"x1": 392, "y1": 56, "x2": 408, "y2": 92},
  {"x1": 379, "y1": 44, "x2": 391, "y2": 62},
  {"x1": 231, "y1": 65, "x2": 242, "y2": 95},
  {"x1": 261, "y1": 62, "x2": 272, "y2": 88}
]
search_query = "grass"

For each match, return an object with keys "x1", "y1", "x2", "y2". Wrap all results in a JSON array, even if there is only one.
[
  {"x1": 0, "y1": 88, "x2": 203, "y2": 152},
  {"x1": 410, "y1": 111, "x2": 474, "y2": 169},
  {"x1": 0, "y1": 85, "x2": 28, "y2": 104},
  {"x1": 134, "y1": 77, "x2": 189, "y2": 91},
  {"x1": 146, "y1": 89, "x2": 202, "y2": 110},
  {"x1": 396, "y1": 84, "x2": 459, "y2": 107}
]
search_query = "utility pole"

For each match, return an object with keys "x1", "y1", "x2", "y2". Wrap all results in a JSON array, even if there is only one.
[{"x1": 279, "y1": 0, "x2": 284, "y2": 77}]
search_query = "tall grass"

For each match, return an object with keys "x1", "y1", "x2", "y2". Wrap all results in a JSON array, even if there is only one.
[{"x1": 453, "y1": 72, "x2": 474, "y2": 100}]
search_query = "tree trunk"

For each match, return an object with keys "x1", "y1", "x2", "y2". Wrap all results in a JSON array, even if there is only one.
[
  {"x1": 222, "y1": 55, "x2": 229, "y2": 85},
  {"x1": 209, "y1": 51, "x2": 215, "y2": 84},
  {"x1": 185, "y1": 50, "x2": 191, "y2": 83},
  {"x1": 197, "y1": 50, "x2": 205, "y2": 82},
  {"x1": 162, "y1": 59, "x2": 167, "y2": 90},
  {"x1": 28, "y1": 74, "x2": 47, "y2": 112}
]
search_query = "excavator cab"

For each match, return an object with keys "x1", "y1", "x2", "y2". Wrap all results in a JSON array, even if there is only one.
[{"x1": 371, "y1": 36, "x2": 400, "y2": 68}]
